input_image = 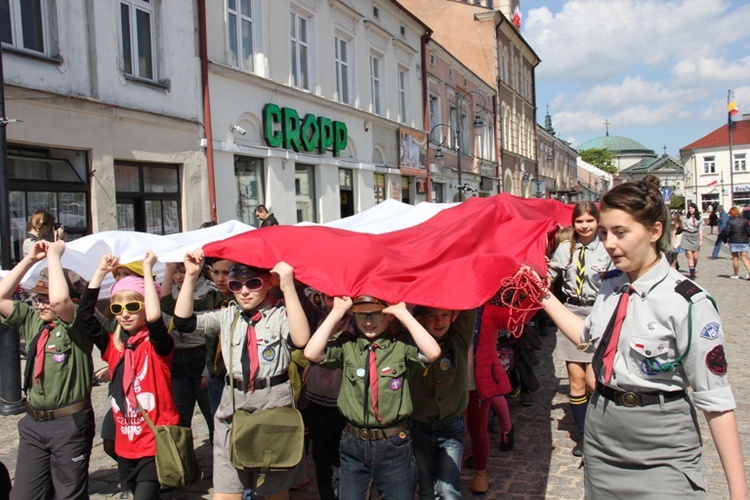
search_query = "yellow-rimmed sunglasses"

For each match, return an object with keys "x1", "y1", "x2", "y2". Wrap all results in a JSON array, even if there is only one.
[{"x1": 110, "y1": 301, "x2": 144, "y2": 316}]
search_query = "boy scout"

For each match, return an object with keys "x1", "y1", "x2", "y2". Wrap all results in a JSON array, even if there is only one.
[
  {"x1": 0, "y1": 240, "x2": 98, "y2": 499},
  {"x1": 304, "y1": 295, "x2": 441, "y2": 500},
  {"x1": 409, "y1": 307, "x2": 476, "y2": 499}
]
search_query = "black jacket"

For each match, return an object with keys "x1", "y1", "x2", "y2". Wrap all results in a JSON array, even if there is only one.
[{"x1": 726, "y1": 216, "x2": 750, "y2": 244}]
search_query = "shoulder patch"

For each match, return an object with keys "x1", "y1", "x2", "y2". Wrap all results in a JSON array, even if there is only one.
[
  {"x1": 699, "y1": 322, "x2": 720, "y2": 341},
  {"x1": 675, "y1": 279, "x2": 701, "y2": 301},
  {"x1": 601, "y1": 269, "x2": 622, "y2": 280},
  {"x1": 706, "y1": 345, "x2": 727, "y2": 375}
]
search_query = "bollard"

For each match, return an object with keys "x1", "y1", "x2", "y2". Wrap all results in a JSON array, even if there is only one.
[{"x1": 0, "y1": 324, "x2": 26, "y2": 415}]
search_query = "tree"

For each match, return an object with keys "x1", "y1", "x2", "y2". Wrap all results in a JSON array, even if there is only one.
[
  {"x1": 579, "y1": 148, "x2": 618, "y2": 174},
  {"x1": 668, "y1": 194, "x2": 685, "y2": 211}
]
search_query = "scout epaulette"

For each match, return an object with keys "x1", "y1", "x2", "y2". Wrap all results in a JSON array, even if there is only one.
[
  {"x1": 601, "y1": 269, "x2": 622, "y2": 280},
  {"x1": 675, "y1": 279, "x2": 701, "y2": 302}
]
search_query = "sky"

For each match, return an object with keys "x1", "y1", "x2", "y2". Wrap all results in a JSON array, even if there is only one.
[{"x1": 520, "y1": 0, "x2": 750, "y2": 158}]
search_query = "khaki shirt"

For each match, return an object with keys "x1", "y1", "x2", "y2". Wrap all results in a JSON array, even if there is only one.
[
  {"x1": 195, "y1": 301, "x2": 291, "y2": 382},
  {"x1": 319, "y1": 332, "x2": 425, "y2": 428},
  {"x1": 582, "y1": 255, "x2": 735, "y2": 412},
  {"x1": 2, "y1": 301, "x2": 93, "y2": 409},
  {"x1": 548, "y1": 236, "x2": 612, "y2": 302},
  {"x1": 408, "y1": 309, "x2": 476, "y2": 423}
]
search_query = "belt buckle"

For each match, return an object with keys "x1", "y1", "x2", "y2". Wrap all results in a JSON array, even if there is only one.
[
  {"x1": 37, "y1": 409, "x2": 51, "y2": 421},
  {"x1": 358, "y1": 428, "x2": 370, "y2": 439},
  {"x1": 620, "y1": 392, "x2": 640, "y2": 407}
]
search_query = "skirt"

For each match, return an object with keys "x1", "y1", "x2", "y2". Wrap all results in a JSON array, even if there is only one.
[
  {"x1": 556, "y1": 303, "x2": 594, "y2": 363},
  {"x1": 584, "y1": 391, "x2": 706, "y2": 499},
  {"x1": 680, "y1": 231, "x2": 701, "y2": 252}
]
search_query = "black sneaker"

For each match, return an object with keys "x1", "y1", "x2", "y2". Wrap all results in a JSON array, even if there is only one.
[
  {"x1": 520, "y1": 392, "x2": 533, "y2": 407},
  {"x1": 499, "y1": 427, "x2": 514, "y2": 452},
  {"x1": 572, "y1": 441, "x2": 583, "y2": 457}
]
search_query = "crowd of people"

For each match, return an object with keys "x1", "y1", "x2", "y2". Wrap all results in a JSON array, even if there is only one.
[{"x1": 0, "y1": 189, "x2": 746, "y2": 499}]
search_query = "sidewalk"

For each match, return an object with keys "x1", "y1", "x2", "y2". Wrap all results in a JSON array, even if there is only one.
[{"x1": 0, "y1": 233, "x2": 747, "y2": 498}]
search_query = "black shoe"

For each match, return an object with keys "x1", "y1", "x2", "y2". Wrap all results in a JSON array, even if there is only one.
[
  {"x1": 520, "y1": 392, "x2": 533, "y2": 407},
  {"x1": 464, "y1": 454, "x2": 474, "y2": 469},
  {"x1": 572, "y1": 441, "x2": 583, "y2": 457},
  {"x1": 499, "y1": 427, "x2": 514, "y2": 452}
]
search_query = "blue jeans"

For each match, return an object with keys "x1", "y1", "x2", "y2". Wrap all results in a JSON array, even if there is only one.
[
  {"x1": 712, "y1": 236, "x2": 724, "y2": 258},
  {"x1": 339, "y1": 427, "x2": 416, "y2": 499},
  {"x1": 410, "y1": 416, "x2": 465, "y2": 500}
]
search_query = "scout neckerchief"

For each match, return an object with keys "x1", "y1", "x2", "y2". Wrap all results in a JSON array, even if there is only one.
[
  {"x1": 240, "y1": 311, "x2": 263, "y2": 392},
  {"x1": 575, "y1": 245, "x2": 587, "y2": 297},
  {"x1": 28, "y1": 322, "x2": 56, "y2": 388},
  {"x1": 363, "y1": 342, "x2": 383, "y2": 424},
  {"x1": 122, "y1": 328, "x2": 150, "y2": 410},
  {"x1": 592, "y1": 285, "x2": 632, "y2": 385}
]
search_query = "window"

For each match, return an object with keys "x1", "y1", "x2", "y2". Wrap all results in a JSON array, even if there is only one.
[
  {"x1": 1, "y1": 0, "x2": 48, "y2": 54},
  {"x1": 397, "y1": 68, "x2": 409, "y2": 124},
  {"x1": 448, "y1": 67, "x2": 453, "y2": 79},
  {"x1": 295, "y1": 164, "x2": 317, "y2": 222},
  {"x1": 115, "y1": 162, "x2": 180, "y2": 234},
  {"x1": 431, "y1": 182, "x2": 444, "y2": 203},
  {"x1": 370, "y1": 54, "x2": 382, "y2": 115},
  {"x1": 373, "y1": 6, "x2": 379, "y2": 19},
  {"x1": 428, "y1": 95, "x2": 440, "y2": 136},
  {"x1": 227, "y1": 0, "x2": 255, "y2": 71},
  {"x1": 290, "y1": 11, "x2": 309, "y2": 90},
  {"x1": 7, "y1": 147, "x2": 90, "y2": 265},
  {"x1": 120, "y1": 0, "x2": 156, "y2": 80},
  {"x1": 334, "y1": 35, "x2": 350, "y2": 104},
  {"x1": 701, "y1": 193, "x2": 718, "y2": 213},
  {"x1": 234, "y1": 156, "x2": 264, "y2": 225},
  {"x1": 703, "y1": 156, "x2": 715, "y2": 174},
  {"x1": 339, "y1": 168, "x2": 354, "y2": 217},
  {"x1": 460, "y1": 111, "x2": 469, "y2": 153},
  {"x1": 429, "y1": 53, "x2": 435, "y2": 65},
  {"x1": 374, "y1": 173, "x2": 385, "y2": 204},
  {"x1": 448, "y1": 106, "x2": 457, "y2": 149},
  {"x1": 401, "y1": 176, "x2": 410, "y2": 204},
  {"x1": 734, "y1": 153, "x2": 746, "y2": 172}
]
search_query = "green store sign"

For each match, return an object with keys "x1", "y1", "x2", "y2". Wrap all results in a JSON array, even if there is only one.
[{"x1": 262, "y1": 103, "x2": 348, "y2": 157}]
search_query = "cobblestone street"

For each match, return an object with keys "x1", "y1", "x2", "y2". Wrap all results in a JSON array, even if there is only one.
[{"x1": 0, "y1": 233, "x2": 748, "y2": 498}]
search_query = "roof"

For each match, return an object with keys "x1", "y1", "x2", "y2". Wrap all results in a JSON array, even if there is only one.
[
  {"x1": 680, "y1": 119, "x2": 750, "y2": 153},
  {"x1": 620, "y1": 154, "x2": 684, "y2": 176},
  {"x1": 577, "y1": 135, "x2": 656, "y2": 156}
]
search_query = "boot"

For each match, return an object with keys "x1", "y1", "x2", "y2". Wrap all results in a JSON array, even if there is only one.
[
  {"x1": 499, "y1": 427, "x2": 514, "y2": 452},
  {"x1": 471, "y1": 469, "x2": 489, "y2": 494}
]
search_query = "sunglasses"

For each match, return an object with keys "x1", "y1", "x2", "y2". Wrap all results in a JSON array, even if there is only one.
[
  {"x1": 227, "y1": 277, "x2": 265, "y2": 293},
  {"x1": 31, "y1": 294, "x2": 51, "y2": 306},
  {"x1": 353, "y1": 312, "x2": 386, "y2": 322},
  {"x1": 110, "y1": 301, "x2": 144, "y2": 315}
]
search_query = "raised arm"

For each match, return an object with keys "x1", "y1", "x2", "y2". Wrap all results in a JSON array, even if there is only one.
[
  {"x1": 142, "y1": 251, "x2": 161, "y2": 324},
  {"x1": 89, "y1": 254, "x2": 119, "y2": 290},
  {"x1": 272, "y1": 261, "x2": 310, "y2": 348},
  {"x1": 46, "y1": 240, "x2": 76, "y2": 323},
  {"x1": 0, "y1": 241, "x2": 48, "y2": 317},
  {"x1": 161, "y1": 262, "x2": 176, "y2": 300},
  {"x1": 305, "y1": 296, "x2": 351, "y2": 363},
  {"x1": 174, "y1": 249, "x2": 203, "y2": 319},
  {"x1": 386, "y1": 302, "x2": 441, "y2": 362}
]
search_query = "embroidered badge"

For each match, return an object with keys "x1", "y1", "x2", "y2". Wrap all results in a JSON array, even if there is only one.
[
  {"x1": 593, "y1": 273, "x2": 601, "y2": 282},
  {"x1": 439, "y1": 357, "x2": 452, "y2": 371},
  {"x1": 356, "y1": 368, "x2": 366, "y2": 378},
  {"x1": 262, "y1": 346, "x2": 276, "y2": 361},
  {"x1": 706, "y1": 345, "x2": 728, "y2": 375},
  {"x1": 390, "y1": 378, "x2": 402, "y2": 391},
  {"x1": 640, "y1": 359, "x2": 658, "y2": 376},
  {"x1": 53, "y1": 353, "x2": 67, "y2": 363},
  {"x1": 700, "y1": 322, "x2": 720, "y2": 341},
  {"x1": 381, "y1": 367, "x2": 392, "y2": 374}
]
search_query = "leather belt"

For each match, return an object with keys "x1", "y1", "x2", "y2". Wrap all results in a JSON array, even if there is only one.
[
  {"x1": 596, "y1": 382, "x2": 686, "y2": 408},
  {"x1": 27, "y1": 400, "x2": 91, "y2": 422},
  {"x1": 226, "y1": 372, "x2": 289, "y2": 391},
  {"x1": 174, "y1": 345, "x2": 207, "y2": 355},
  {"x1": 566, "y1": 297, "x2": 595, "y2": 307},
  {"x1": 345, "y1": 421, "x2": 408, "y2": 440}
]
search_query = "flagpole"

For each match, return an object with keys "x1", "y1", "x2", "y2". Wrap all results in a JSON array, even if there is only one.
[{"x1": 728, "y1": 89, "x2": 734, "y2": 206}]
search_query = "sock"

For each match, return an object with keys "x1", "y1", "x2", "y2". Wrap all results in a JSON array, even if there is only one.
[
  {"x1": 569, "y1": 393, "x2": 589, "y2": 437},
  {"x1": 689, "y1": 266, "x2": 696, "y2": 276}
]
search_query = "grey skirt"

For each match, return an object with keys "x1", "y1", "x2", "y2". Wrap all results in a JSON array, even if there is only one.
[
  {"x1": 584, "y1": 390, "x2": 706, "y2": 499},
  {"x1": 680, "y1": 231, "x2": 701, "y2": 252},
  {"x1": 556, "y1": 303, "x2": 594, "y2": 363}
]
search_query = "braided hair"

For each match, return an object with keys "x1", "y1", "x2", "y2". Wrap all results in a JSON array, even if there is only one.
[{"x1": 600, "y1": 180, "x2": 669, "y2": 253}]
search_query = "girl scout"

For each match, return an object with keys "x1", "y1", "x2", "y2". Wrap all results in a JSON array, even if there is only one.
[
  {"x1": 547, "y1": 201, "x2": 612, "y2": 456},
  {"x1": 542, "y1": 180, "x2": 747, "y2": 498}
]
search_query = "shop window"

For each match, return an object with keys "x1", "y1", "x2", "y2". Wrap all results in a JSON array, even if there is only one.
[
  {"x1": 700, "y1": 193, "x2": 718, "y2": 213},
  {"x1": 374, "y1": 173, "x2": 385, "y2": 204},
  {"x1": 431, "y1": 182, "x2": 444, "y2": 203},
  {"x1": 339, "y1": 168, "x2": 354, "y2": 217},
  {"x1": 7, "y1": 147, "x2": 89, "y2": 265},
  {"x1": 115, "y1": 162, "x2": 180, "y2": 234},
  {"x1": 401, "y1": 176, "x2": 410, "y2": 205},
  {"x1": 295, "y1": 163, "x2": 317, "y2": 222},
  {"x1": 234, "y1": 156, "x2": 264, "y2": 225}
]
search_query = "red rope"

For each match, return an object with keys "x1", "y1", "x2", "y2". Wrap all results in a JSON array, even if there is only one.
[{"x1": 487, "y1": 268, "x2": 548, "y2": 338}]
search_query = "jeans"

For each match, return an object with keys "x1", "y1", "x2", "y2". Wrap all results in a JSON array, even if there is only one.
[
  {"x1": 207, "y1": 371, "x2": 226, "y2": 417},
  {"x1": 410, "y1": 416, "x2": 465, "y2": 500},
  {"x1": 339, "y1": 427, "x2": 416, "y2": 500},
  {"x1": 712, "y1": 237, "x2": 724, "y2": 258},
  {"x1": 171, "y1": 347, "x2": 214, "y2": 440}
]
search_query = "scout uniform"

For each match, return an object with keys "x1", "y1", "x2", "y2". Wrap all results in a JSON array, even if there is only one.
[
  {"x1": 173, "y1": 296, "x2": 304, "y2": 495},
  {"x1": 2, "y1": 270, "x2": 96, "y2": 500},
  {"x1": 408, "y1": 308, "x2": 476, "y2": 499},
  {"x1": 317, "y1": 296, "x2": 427, "y2": 500},
  {"x1": 581, "y1": 255, "x2": 735, "y2": 498}
]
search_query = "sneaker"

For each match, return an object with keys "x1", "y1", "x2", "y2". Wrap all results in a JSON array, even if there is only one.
[
  {"x1": 572, "y1": 441, "x2": 584, "y2": 457},
  {"x1": 507, "y1": 386, "x2": 521, "y2": 398},
  {"x1": 730, "y1": 275, "x2": 740, "y2": 280},
  {"x1": 744, "y1": 274, "x2": 750, "y2": 280},
  {"x1": 499, "y1": 427, "x2": 514, "y2": 452},
  {"x1": 520, "y1": 392, "x2": 533, "y2": 407}
]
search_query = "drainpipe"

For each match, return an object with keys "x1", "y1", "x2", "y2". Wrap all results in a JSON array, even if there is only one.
[
  {"x1": 198, "y1": 0, "x2": 218, "y2": 222},
  {"x1": 421, "y1": 32, "x2": 431, "y2": 202},
  {"x1": 493, "y1": 94, "x2": 499, "y2": 193}
]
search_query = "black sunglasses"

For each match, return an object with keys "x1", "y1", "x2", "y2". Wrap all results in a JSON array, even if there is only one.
[
  {"x1": 110, "y1": 301, "x2": 144, "y2": 315},
  {"x1": 353, "y1": 312, "x2": 386, "y2": 322},
  {"x1": 227, "y1": 277, "x2": 265, "y2": 292}
]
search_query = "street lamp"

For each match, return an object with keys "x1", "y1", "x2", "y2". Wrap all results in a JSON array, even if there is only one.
[{"x1": 429, "y1": 90, "x2": 487, "y2": 201}]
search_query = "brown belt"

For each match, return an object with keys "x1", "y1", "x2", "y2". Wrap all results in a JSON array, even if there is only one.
[
  {"x1": 345, "y1": 421, "x2": 408, "y2": 440},
  {"x1": 27, "y1": 400, "x2": 91, "y2": 422},
  {"x1": 596, "y1": 382, "x2": 686, "y2": 408}
]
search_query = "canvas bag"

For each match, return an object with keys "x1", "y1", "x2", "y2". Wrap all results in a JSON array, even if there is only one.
[
  {"x1": 226, "y1": 312, "x2": 304, "y2": 482},
  {"x1": 137, "y1": 402, "x2": 202, "y2": 488}
]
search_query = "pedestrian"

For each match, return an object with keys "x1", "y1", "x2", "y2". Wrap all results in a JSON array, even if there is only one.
[
  {"x1": 711, "y1": 205, "x2": 730, "y2": 259},
  {"x1": 409, "y1": 307, "x2": 476, "y2": 499},
  {"x1": 85, "y1": 252, "x2": 179, "y2": 499},
  {"x1": 22, "y1": 210, "x2": 65, "y2": 257},
  {"x1": 547, "y1": 201, "x2": 612, "y2": 457},
  {"x1": 304, "y1": 295, "x2": 441, "y2": 500},
  {"x1": 173, "y1": 251, "x2": 311, "y2": 500},
  {"x1": 254, "y1": 205, "x2": 279, "y2": 227},
  {"x1": 0, "y1": 240, "x2": 96, "y2": 500},
  {"x1": 708, "y1": 209, "x2": 718, "y2": 234},
  {"x1": 724, "y1": 207, "x2": 750, "y2": 280},
  {"x1": 541, "y1": 180, "x2": 747, "y2": 498},
  {"x1": 668, "y1": 214, "x2": 684, "y2": 269},
  {"x1": 680, "y1": 203, "x2": 703, "y2": 279}
]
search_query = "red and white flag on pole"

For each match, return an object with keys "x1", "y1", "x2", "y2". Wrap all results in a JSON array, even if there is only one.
[{"x1": 707, "y1": 180, "x2": 719, "y2": 186}]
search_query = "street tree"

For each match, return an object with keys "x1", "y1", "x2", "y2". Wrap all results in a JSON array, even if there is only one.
[{"x1": 580, "y1": 148, "x2": 617, "y2": 174}]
